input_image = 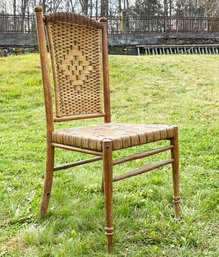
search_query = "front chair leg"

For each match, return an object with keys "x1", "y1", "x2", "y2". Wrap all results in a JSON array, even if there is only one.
[
  {"x1": 40, "y1": 143, "x2": 54, "y2": 217},
  {"x1": 171, "y1": 127, "x2": 180, "y2": 220},
  {"x1": 102, "y1": 139, "x2": 113, "y2": 254}
]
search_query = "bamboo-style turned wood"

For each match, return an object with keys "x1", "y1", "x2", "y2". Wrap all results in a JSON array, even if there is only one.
[
  {"x1": 53, "y1": 157, "x2": 102, "y2": 171},
  {"x1": 54, "y1": 113, "x2": 106, "y2": 122},
  {"x1": 113, "y1": 145, "x2": 173, "y2": 165},
  {"x1": 35, "y1": 6, "x2": 54, "y2": 130},
  {"x1": 113, "y1": 159, "x2": 174, "y2": 182},
  {"x1": 35, "y1": 6, "x2": 55, "y2": 217},
  {"x1": 35, "y1": 7, "x2": 180, "y2": 254},
  {"x1": 100, "y1": 17, "x2": 111, "y2": 123},
  {"x1": 170, "y1": 127, "x2": 180, "y2": 220},
  {"x1": 103, "y1": 139, "x2": 113, "y2": 253},
  {"x1": 51, "y1": 143, "x2": 102, "y2": 156}
]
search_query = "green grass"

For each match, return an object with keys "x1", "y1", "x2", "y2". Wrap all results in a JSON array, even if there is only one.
[{"x1": 0, "y1": 53, "x2": 218, "y2": 257}]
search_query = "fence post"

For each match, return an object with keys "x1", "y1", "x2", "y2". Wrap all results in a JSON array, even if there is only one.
[{"x1": 120, "y1": 10, "x2": 127, "y2": 34}]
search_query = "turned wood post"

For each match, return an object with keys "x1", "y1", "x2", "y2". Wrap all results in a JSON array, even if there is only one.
[
  {"x1": 100, "y1": 17, "x2": 111, "y2": 123},
  {"x1": 102, "y1": 139, "x2": 113, "y2": 253},
  {"x1": 171, "y1": 126, "x2": 180, "y2": 220},
  {"x1": 35, "y1": 6, "x2": 54, "y2": 217}
]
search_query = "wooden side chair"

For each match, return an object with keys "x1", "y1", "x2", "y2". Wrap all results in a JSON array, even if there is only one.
[{"x1": 35, "y1": 6, "x2": 180, "y2": 253}]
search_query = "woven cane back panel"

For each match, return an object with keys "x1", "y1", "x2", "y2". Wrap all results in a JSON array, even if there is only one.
[{"x1": 46, "y1": 21, "x2": 103, "y2": 117}]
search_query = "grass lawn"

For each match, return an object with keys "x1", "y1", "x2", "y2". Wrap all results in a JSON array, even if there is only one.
[{"x1": 0, "y1": 53, "x2": 218, "y2": 257}]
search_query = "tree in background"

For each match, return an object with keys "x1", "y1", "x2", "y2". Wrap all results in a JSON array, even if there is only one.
[
  {"x1": 132, "y1": 0, "x2": 162, "y2": 16},
  {"x1": 175, "y1": 0, "x2": 219, "y2": 17}
]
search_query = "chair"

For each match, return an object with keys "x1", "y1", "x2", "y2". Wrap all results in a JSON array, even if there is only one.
[{"x1": 35, "y1": 6, "x2": 180, "y2": 253}]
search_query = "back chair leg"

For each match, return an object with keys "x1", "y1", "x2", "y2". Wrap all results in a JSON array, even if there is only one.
[
  {"x1": 40, "y1": 143, "x2": 55, "y2": 217},
  {"x1": 171, "y1": 127, "x2": 180, "y2": 220},
  {"x1": 102, "y1": 140, "x2": 113, "y2": 254},
  {"x1": 101, "y1": 172, "x2": 104, "y2": 195}
]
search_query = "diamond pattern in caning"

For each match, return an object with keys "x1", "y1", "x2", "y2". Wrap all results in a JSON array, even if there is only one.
[
  {"x1": 48, "y1": 22, "x2": 103, "y2": 116},
  {"x1": 59, "y1": 46, "x2": 93, "y2": 93}
]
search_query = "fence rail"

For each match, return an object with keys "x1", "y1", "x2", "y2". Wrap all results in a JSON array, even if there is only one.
[
  {"x1": 0, "y1": 14, "x2": 36, "y2": 33},
  {"x1": 0, "y1": 14, "x2": 219, "y2": 34},
  {"x1": 127, "y1": 16, "x2": 219, "y2": 33}
]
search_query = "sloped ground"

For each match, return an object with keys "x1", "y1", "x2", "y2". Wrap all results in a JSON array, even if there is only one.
[{"x1": 0, "y1": 54, "x2": 218, "y2": 256}]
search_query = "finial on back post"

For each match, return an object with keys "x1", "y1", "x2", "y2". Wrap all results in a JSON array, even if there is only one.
[
  {"x1": 34, "y1": 5, "x2": 43, "y2": 13},
  {"x1": 100, "y1": 17, "x2": 107, "y2": 22}
]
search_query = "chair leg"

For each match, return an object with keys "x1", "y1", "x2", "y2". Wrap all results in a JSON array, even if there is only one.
[
  {"x1": 40, "y1": 143, "x2": 54, "y2": 217},
  {"x1": 102, "y1": 139, "x2": 113, "y2": 254},
  {"x1": 101, "y1": 171, "x2": 104, "y2": 195},
  {"x1": 171, "y1": 127, "x2": 180, "y2": 220}
]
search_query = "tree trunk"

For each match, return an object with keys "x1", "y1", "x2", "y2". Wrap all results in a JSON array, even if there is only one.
[
  {"x1": 95, "y1": 0, "x2": 98, "y2": 19},
  {"x1": 21, "y1": 0, "x2": 28, "y2": 32},
  {"x1": 101, "y1": 0, "x2": 108, "y2": 17},
  {"x1": 13, "y1": 0, "x2": 16, "y2": 30},
  {"x1": 90, "y1": 0, "x2": 93, "y2": 17}
]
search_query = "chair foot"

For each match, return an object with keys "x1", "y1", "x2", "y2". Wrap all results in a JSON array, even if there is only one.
[
  {"x1": 40, "y1": 144, "x2": 54, "y2": 217},
  {"x1": 105, "y1": 227, "x2": 113, "y2": 254},
  {"x1": 173, "y1": 196, "x2": 180, "y2": 220},
  {"x1": 40, "y1": 192, "x2": 52, "y2": 217}
]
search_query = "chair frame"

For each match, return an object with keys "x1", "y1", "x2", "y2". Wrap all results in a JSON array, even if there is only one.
[{"x1": 35, "y1": 6, "x2": 180, "y2": 254}]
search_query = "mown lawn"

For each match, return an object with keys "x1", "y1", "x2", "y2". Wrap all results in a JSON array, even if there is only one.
[{"x1": 0, "y1": 53, "x2": 218, "y2": 257}]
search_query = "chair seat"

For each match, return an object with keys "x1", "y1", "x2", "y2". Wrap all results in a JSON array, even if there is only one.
[{"x1": 52, "y1": 123, "x2": 176, "y2": 151}]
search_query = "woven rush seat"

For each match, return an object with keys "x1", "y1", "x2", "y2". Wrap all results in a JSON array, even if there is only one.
[{"x1": 52, "y1": 123, "x2": 175, "y2": 151}]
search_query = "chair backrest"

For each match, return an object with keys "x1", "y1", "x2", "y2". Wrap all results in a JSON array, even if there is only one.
[{"x1": 35, "y1": 7, "x2": 111, "y2": 125}]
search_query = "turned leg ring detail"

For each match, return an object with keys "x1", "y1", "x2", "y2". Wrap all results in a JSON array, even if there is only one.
[{"x1": 105, "y1": 227, "x2": 114, "y2": 236}]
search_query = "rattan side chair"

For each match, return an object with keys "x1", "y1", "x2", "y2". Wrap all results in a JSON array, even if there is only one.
[{"x1": 35, "y1": 6, "x2": 180, "y2": 253}]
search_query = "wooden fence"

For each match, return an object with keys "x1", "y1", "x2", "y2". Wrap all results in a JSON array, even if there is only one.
[{"x1": 0, "y1": 14, "x2": 219, "y2": 34}]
